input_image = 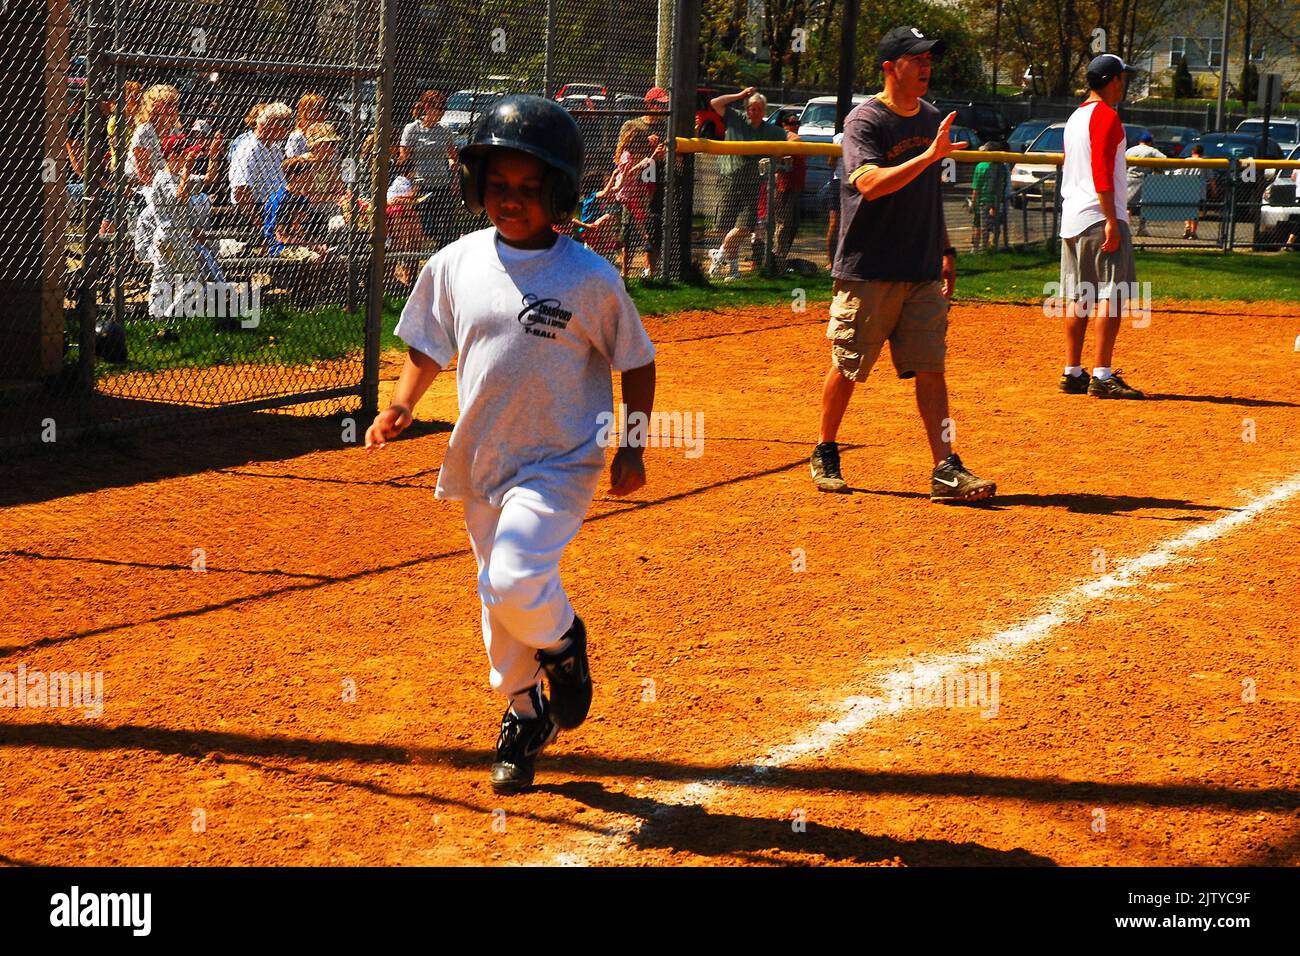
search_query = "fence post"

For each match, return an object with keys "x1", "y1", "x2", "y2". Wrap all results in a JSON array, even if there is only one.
[
  {"x1": 363, "y1": 0, "x2": 396, "y2": 419},
  {"x1": 77, "y1": 0, "x2": 111, "y2": 420},
  {"x1": 664, "y1": 0, "x2": 699, "y2": 282},
  {"x1": 763, "y1": 158, "x2": 775, "y2": 275},
  {"x1": 1224, "y1": 158, "x2": 1237, "y2": 252}
]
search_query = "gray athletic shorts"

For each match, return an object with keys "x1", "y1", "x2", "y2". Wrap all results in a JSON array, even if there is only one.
[{"x1": 1060, "y1": 219, "x2": 1137, "y2": 306}]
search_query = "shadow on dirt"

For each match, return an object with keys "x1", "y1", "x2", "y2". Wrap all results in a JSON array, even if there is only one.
[
  {"x1": 541, "y1": 780, "x2": 1056, "y2": 866},
  {"x1": 0, "y1": 411, "x2": 452, "y2": 510}
]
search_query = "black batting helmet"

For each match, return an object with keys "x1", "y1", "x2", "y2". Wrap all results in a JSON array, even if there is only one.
[{"x1": 459, "y1": 94, "x2": 583, "y2": 220}]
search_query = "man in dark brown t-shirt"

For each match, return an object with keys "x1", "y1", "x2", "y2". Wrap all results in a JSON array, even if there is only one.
[{"x1": 810, "y1": 25, "x2": 996, "y2": 504}]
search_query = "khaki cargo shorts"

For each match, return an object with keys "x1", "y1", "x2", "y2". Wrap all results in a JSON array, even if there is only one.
[{"x1": 826, "y1": 278, "x2": 949, "y2": 382}]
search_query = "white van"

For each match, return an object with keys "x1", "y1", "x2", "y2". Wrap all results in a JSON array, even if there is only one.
[{"x1": 798, "y1": 94, "x2": 871, "y2": 209}]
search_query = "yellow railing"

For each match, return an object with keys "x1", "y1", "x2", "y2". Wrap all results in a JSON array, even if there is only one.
[{"x1": 672, "y1": 137, "x2": 1300, "y2": 170}]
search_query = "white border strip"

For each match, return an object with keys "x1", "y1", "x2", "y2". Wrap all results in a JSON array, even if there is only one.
[{"x1": 549, "y1": 473, "x2": 1300, "y2": 864}]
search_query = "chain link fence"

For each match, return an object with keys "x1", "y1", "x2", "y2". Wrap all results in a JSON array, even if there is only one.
[{"x1": 2, "y1": 0, "x2": 681, "y2": 451}]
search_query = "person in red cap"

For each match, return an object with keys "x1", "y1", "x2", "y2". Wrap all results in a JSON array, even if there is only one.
[{"x1": 611, "y1": 87, "x2": 670, "y2": 277}]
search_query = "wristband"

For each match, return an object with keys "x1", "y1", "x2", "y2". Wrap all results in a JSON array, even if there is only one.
[{"x1": 943, "y1": 246, "x2": 957, "y2": 258}]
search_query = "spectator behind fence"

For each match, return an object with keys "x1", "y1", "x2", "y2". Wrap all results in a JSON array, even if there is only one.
[
  {"x1": 228, "y1": 103, "x2": 269, "y2": 171},
  {"x1": 65, "y1": 95, "x2": 115, "y2": 235},
  {"x1": 303, "y1": 121, "x2": 345, "y2": 205},
  {"x1": 141, "y1": 134, "x2": 226, "y2": 336},
  {"x1": 385, "y1": 148, "x2": 425, "y2": 288},
  {"x1": 613, "y1": 86, "x2": 669, "y2": 276},
  {"x1": 400, "y1": 90, "x2": 457, "y2": 246},
  {"x1": 970, "y1": 141, "x2": 1009, "y2": 251},
  {"x1": 107, "y1": 80, "x2": 142, "y2": 173},
  {"x1": 128, "y1": 84, "x2": 181, "y2": 189},
  {"x1": 1172, "y1": 142, "x2": 1207, "y2": 239},
  {"x1": 610, "y1": 128, "x2": 665, "y2": 278},
  {"x1": 230, "y1": 102, "x2": 292, "y2": 220},
  {"x1": 287, "y1": 92, "x2": 328, "y2": 159},
  {"x1": 707, "y1": 85, "x2": 786, "y2": 281},
  {"x1": 1125, "y1": 131, "x2": 1166, "y2": 236},
  {"x1": 563, "y1": 170, "x2": 620, "y2": 260},
  {"x1": 826, "y1": 130, "x2": 843, "y2": 268},
  {"x1": 772, "y1": 111, "x2": 806, "y2": 273}
]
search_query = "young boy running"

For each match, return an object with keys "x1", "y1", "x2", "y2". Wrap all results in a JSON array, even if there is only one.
[{"x1": 365, "y1": 95, "x2": 657, "y2": 794}]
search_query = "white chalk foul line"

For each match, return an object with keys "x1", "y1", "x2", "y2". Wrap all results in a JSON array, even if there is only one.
[{"x1": 551, "y1": 473, "x2": 1300, "y2": 863}]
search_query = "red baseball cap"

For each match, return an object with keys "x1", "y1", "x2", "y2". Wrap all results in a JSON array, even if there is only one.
[
  {"x1": 160, "y1": 132, "x2": 188, "y2": 158},
  {"x1": 644, "y1": 86, "x2": 669, "y2": 106}
]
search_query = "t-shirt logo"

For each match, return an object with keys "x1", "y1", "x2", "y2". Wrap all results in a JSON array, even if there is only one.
[
  {"x1": 517, "y1": 293, "x2": 574, "y2": 340},
  {"x1": 911, "y1": 28, "x2": 924, "y2": 38}
]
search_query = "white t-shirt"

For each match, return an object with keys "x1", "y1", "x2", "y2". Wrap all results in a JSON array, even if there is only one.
[
  {"x1": 127, "y1": 122, "x2": 163, "y2": 184},
  {"x1": 394, "y1": 227, "x2": 656, "y2": 513},
  {"x1": 1060, "y1": 99, "x2": 1129, "y2": 238},
  {"x1": 229, "y1": 134, "x2": 286, "y2": 206},
  {"x1": 400, "y1": 120, "x2": 455, "y2": 189}
]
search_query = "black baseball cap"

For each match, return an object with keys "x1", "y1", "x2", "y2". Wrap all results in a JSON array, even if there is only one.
[
  {"x1": 1086, "y1": 53, "x2": 1137, "y2": 89},
  {"x1": 878, "y1": 26, "x2": 947, "y2": 66}
]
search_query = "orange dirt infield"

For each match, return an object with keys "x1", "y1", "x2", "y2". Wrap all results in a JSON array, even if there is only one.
[{"x1": 1, "y1": 297, "x2": 1298, "y2": 867}]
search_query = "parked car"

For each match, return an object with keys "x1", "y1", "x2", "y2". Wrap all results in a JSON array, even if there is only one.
[
  {"x1": 1233, "y1": 117, "x2": 1300, "y2": 155},
  {"x1": 929, "y1": 98, "x2": 1011, "y2": 144},
  {"x1": 797, "y1": 94, "x2": 870, "y2": 139},
  {"x1": 440, "y1": 89, "x2": 506, "y2": 145},
  {"x1": 1260, "y1": 142, "x2": 1300, "y2": 242},
  {"x1": 767, "y1": 104, "x2": 803, "y2": 129},
  {"x1": 798, "y1": 94, "x2": 871, "y2": 212},
  {"x1": 1190, "y1": 132, "x2": 1287, "y2": 221},
  {"x1": 1011, "y1": 122, "x2": 1150, "y2": 193},
  {"x1": 555, "y1": 83, "x2": 606, "y2": 101},
  {"x1": 1007, "y1": 119, "x2": 1051, "y2": 152},
  {"x1": 1147, "y1": 125, "x2": 1201, "y2": 158},
  {"x1": 558, "y1": 93, "x2": 606, "y2": 112}
]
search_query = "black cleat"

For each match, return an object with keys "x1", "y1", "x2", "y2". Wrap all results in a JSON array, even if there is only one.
[
  {"x1": 1059, "y1": 369, "x2": 1090, "y2": 394},
  {"x1": 536, "y1": 616, "x2": 592, "y2": 730},
  {"x1": 931, "y1": 453, "x2": 996, "y2": 504},
  {"x1": 811, "y1": 441, "x2": 849, "y2": 492},
  {"x1": 1088, "y1": 371, "x2": 1145, "y2": 399},
  {"x1": 490, "y1": 696, "x2": 558, "y2": 795}
]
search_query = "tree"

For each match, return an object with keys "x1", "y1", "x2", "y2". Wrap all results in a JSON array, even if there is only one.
[
  {"x1": 1173, "y1": 54, "x2": 1194, "y2": 99},
  {"x1": 802, "y1": 0, "x2": 985, "y2": 94},
  {"x1": 958, "y1": 0, "x2": 1180, "y2": 97}
]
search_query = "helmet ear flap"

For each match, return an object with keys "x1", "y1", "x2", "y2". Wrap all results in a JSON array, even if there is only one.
[
  {"x1": 459, "y1": 157, "x2": 486, "y2": 214},
  {"x1": 544, "y1": 166, "x2": 579, "y2": 221}
]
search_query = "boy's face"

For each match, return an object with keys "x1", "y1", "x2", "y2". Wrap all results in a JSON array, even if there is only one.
[{"x1": 484, "y1": 149, "x2": 552, "y2": 246}]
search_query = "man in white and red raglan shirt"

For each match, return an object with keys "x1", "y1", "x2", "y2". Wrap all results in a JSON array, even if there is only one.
[{"x1": 1057, "y1": 53, "x2": 1145, "y2": 399}]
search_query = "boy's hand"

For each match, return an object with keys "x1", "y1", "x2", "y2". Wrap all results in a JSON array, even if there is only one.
[
  {"x1": 609, "y1": 447, "x2": 646, "y2": 496},
  {"x1": 365, "y1": 403, "x2": 413, "y2": 449}
]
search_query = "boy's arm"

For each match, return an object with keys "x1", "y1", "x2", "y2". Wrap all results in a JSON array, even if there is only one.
[
  {"x1": 609, "y1": 361, "x2": 655, "y2": 496},
  {"x1": 365, "y1": 347, "x2": 443, "y2": 448}
]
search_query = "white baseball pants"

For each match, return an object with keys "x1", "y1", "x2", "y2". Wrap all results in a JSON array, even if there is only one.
[{"x1": 463, "y1": 485, "x2": 583, "y2": 717}]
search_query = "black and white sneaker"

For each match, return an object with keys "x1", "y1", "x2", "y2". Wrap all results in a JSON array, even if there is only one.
[
  {"x1": 1059, "y1": 369, "x2": 1090, "y2": 394},
  {"x1": 536, "y1": 615, "x2": 592, "y2": 730},
  {"x1": 1088, "y1": 371, "x2": 1145, "y2": 400},
  {"x1": 490, "y1": 693, "x2": 558, "y2": 795},
  {"x1": 811, "y1": 441, "x2": 849, "y2": 493},
  {"x1": 930, "y1": 453, "x2": 996, "y2": 504}
]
